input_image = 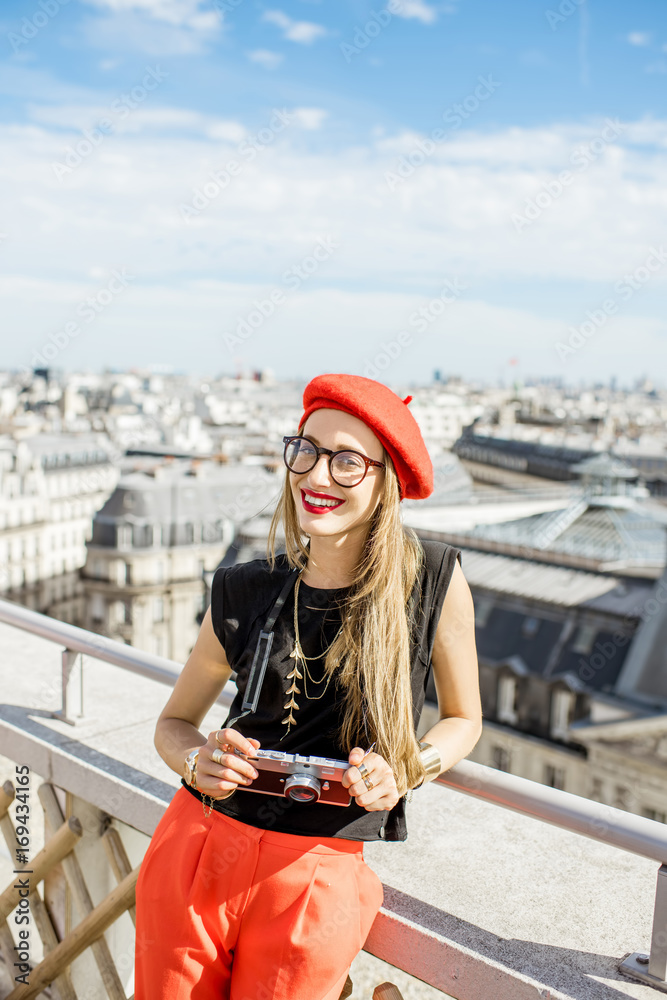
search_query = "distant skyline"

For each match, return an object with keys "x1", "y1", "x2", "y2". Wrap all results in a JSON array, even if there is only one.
[
  {"x1": 7, "y1": 363, "x2": 661, "y2": 395},
  {"x1": 1, "y1": 0, "x2": 666, "y2": 385}
]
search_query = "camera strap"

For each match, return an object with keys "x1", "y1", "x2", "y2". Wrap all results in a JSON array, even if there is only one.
[{"x1": 224, "y1": 567, "x2": 300, "y2": 731}]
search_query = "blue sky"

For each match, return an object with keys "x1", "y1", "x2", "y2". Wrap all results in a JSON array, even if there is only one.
[{"x1": 1, "y1": 0, "x2": 666, "y2": 388}]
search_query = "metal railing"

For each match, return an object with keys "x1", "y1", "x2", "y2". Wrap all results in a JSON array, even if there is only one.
[
  {"x1": 437, "y1": 761, "x2": 667, "y2": 991},
  {"x1": 0, "y1": 596, "x2": 665, "y2": 993},
  {"x1": 0, "y1": 596, "x2": 235, "y2": 725}
]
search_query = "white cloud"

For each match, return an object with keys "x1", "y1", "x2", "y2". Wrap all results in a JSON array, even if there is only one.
[
  {"x1": 78, "y1": 0, "x2": 221, "y2": 55},
  {"x1": 247, "y1": 49, "x2": 284, "y2": 70},
  {"x1": 3, "y1": 114, "x2": 667, "y2": 285},
  {"x1": 205, "y1": 120, "x2": 249, "y2": 143},
  {"x1": 79, "y1": 0, "x2": 217, "y2": 30},
  {"x1": 392, "y1": 1, "x2": 438, "y2": 24},
  {"x1": 2, "y1": 111, "x2": 667, "y2": 380},
  {"x1": 80, "y1": 12, "x2": 218, "y2": 55},
  {"x1": 627, "y1": 31, "x2": 651, "y2": 46},
  {"x1": 289, "y1": 107, "x2": 328, "y2": 130},
  {"x1": 261, "y1": 9, "x2": 328, "y2": 44},
  {"x1": 26, "y1": 102, "x2": 246, "y2": 141}
]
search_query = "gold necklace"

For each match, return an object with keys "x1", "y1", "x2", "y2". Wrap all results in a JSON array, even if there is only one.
[{"x1": 281, "y1": 573, "x2": 345, "y2": 734}]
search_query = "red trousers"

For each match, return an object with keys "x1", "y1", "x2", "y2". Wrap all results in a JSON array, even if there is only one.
[{"x1": 134, "y1": 785, "x2": 384, "y2": 1000}]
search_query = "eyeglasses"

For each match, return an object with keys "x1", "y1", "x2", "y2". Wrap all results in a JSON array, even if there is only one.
[{"x1": 282, "y1": 435, "x2": 385, "y2": 488}]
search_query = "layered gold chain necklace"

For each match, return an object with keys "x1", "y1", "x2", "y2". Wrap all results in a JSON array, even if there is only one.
[{"x1": 281, "y1": 572, "x2": 346, "y2": 734}]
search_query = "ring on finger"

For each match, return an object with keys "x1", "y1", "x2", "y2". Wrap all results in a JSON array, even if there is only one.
[
  {"x1": 357, "y1": 760, "x2": 374, "y2": 791},
  {"x1": 215, "y1": 733, "x2": 234, "y2": 755},
  {"x1": 211, "y1": 748, "x2": 225, "y2": 765}
]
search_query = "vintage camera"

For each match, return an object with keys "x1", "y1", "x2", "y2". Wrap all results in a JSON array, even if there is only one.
[{"x1": 231, "y1": 748, "x2": 352, "y2": 805}]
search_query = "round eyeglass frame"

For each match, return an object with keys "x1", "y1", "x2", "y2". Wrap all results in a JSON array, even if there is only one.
[{"x1": 282, "y1": 435, "x2": 385, "y2": 488}]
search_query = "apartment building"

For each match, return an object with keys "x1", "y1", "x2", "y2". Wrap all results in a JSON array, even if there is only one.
[
  {"x1": 82, "y1": 459, "x2": 279, "y2": 663},
  {"x1": 0, "y1": 432, "x2": 118, "y2": 621}
]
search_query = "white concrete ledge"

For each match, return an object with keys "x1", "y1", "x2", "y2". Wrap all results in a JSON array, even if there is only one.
[
  {"x1": 0, "y1": 618, "x2": 663, "y2": 999},
  {"x1": 363, "y1": 779, "x2": 661, "y2": 1000},
  {"x1": 366, "y1": 902, "x2": 562, "y2": 1000}
]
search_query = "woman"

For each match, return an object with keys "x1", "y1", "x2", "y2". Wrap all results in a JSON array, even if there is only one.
[{"x1": 134, "y1": 373, "x2": 482, "y2": 1000}]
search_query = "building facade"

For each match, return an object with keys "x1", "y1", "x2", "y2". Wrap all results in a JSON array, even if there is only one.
[
  {"x1": 82, "y1": 460, "x2": 280, "y2": 663},
  {"x1": 0, "y1": 432, "x2": 118, "y2": 623}
]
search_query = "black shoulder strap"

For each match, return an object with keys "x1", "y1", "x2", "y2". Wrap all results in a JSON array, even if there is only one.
[{"x1": 224, "y1": 567, "x2": 299, "y2": 730}]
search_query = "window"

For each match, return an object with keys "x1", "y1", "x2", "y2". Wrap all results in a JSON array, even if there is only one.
[
  {"x1": 590, "y1": 777, "x2": 603, "y2": 801},
  {"x1": 156, "y1": 561, "x2": 164, "y2": 583},
  {"x1": 550, "y1": 689, "x2": 573, "y2": 740},
  {"x1": 114, "y1": 600, "x2": 127, "y2": 625},
  {"x1": 572, "y1": 622, "x2": 597, "y2": 655},
  {"x1": 643, "y1": 808, "x2": 667, "y2": 824},
  {"x1": 117, "y1": 525, "x2": 132, "y2": 549},
  {"x1": 491, "y1": 745, "x2": 511, "y2": 772},
  {"x1": 91, "y1": 521, "x2": 116, "y2": 547},
  {"x1": 497, "y1": 675, "x2": 518, "y2": 725},
  {"x1": 474, "y1": 596, "x2": 494, "y2": 627},
  {"x1": 544, "y1": 764, "x2": 566, "y2": 790},
  {"x1": 90, "y1": 593, "x2": 104, "y2": 622},
  {"x1": 614, "y1": 786, "x2": 630, "y2": 810},
  {"x1": 132, "y1": 524, "x2": 154, "y2": 548},
  {"x1": 521, "y1": 616, "x2": 541, "y2": 638},
  {"x1": 123, "y1": 601, "x2": 132, "y2": 624},
  {"x1": 153, "y1": 597, "x2": 164, "y2": 623}
]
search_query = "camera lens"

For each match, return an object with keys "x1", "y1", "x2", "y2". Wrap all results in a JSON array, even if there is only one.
[{"x1": 285, "y1": 774, "x2": 321, "y2": 802}]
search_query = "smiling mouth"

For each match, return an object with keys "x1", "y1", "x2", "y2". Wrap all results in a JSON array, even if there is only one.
[{"x1": 300, "y1": 489, "x2": 345, "y2": 513}]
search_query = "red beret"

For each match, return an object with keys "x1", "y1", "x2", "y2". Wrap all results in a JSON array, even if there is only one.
[{"x1": 298, "y1": 373, "x2": 433, "y2": 500}]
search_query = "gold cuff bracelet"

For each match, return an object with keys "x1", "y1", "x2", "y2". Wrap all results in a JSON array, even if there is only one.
[{"x1": 413, "y1": 740, "x2": 442, "y2": 789}]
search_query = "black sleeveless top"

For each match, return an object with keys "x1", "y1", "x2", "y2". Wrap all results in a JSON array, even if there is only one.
[{"x1": 181, "y1": 539, "x2": 462, "y2": 841}]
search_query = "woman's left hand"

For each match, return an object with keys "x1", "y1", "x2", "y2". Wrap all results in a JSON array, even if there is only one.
[{"x1": 342, "y1": 747, "x2": 400, "y2": 812}]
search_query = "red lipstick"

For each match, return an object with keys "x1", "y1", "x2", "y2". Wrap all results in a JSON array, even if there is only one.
[{"x1": 300, "y1": 488, "x2": 345, "y2": 514}]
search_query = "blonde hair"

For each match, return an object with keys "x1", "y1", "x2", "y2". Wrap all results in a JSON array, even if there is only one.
[{"x1": 266, "y1": 437, "x2": 428, "y2": 797}]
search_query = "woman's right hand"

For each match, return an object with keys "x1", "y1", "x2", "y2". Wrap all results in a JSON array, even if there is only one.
[{"x1": 194, "y1": 728, "x2": 261, "y2": 799}]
